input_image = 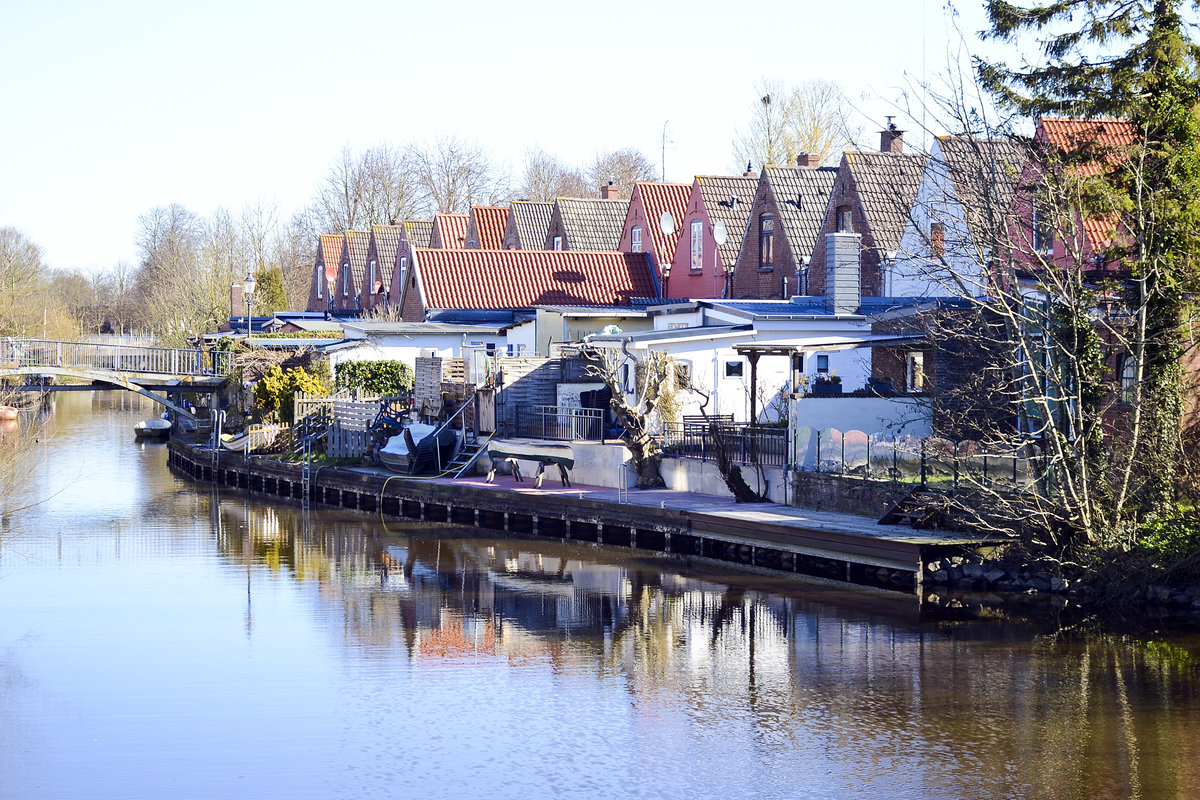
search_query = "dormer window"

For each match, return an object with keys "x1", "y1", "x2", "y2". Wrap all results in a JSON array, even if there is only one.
[
  {"x1": 837, "y1": 207, "x2": 853, "y2": 233},
  {"x1": 632, "y1": 226, "x2": 642, "y2": 253},
  {"x1": 690, "y1": 220, "x2": 703, "y2": 271},
  {"x1": 553, "y1": 236, "x2": 563, "y2": 251},
  {"x1": 759, "y1": 213, "x2": 774, "y2": 270}
]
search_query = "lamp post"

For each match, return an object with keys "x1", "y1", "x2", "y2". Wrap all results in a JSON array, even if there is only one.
[{"x1": 243, "y1": 269, "x2": 257, "y2": 342}]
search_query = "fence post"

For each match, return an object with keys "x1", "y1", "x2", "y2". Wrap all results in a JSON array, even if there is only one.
[
  {"x1": 893, "y1": 436, "x2": 898, "y2": 482},
  {"x1": 920, "y1": 438, "x2": 927, "y2": 487},
  {"x1": 866, "y1": 437, "x2": 872, "y2": 479},
  {"x1": 983, "y1": 454, "x2": 989, "y2": 486},
  {"x1": 840, "y1": 434, "x2": 846, "y2": 476},
  {"x1": 953, "y1": 441, "x2": 959, "y2": 490},
  {"x1": 816, "y1": 431, "x2": 821, "y2": 473}
]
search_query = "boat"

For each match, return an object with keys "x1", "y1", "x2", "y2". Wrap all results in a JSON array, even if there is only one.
[
  {"x1": 378, "y1": 423, "x2": 436, "y2": 472},
  {"x1": 487, "y1": 439, "x2": 575, "y2": 469},
  {"x1": 220, "y1": 432, "x2": 250, "y2": 451},
  {"x1": 0, "y1": 406, "x2": 17, "y2": 421},
  {"x1": 379, "y1": 423, "x2": 459, "y2": 474},
  {"x1": 220, "y1": 423, "x2": 286, "y2": 453},
  {"x1": 134, "y1": 418, "x2": 171, "y2": 440}
]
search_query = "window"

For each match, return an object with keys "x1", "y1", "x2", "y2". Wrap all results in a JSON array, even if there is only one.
[
  {"x1": 690, "y1": 220, "x2": 703, "y2": 271},
  {"x1": 667, "y1": 322, "x2": 689, "y2": 330},
  {"x1": 725, "y1": 360, "x2": 744, "y2": 378},
  {"x1": 930, "y1": 222, "x2": 945, "y2": 258},
  {"x1": 369, "y1": 260, "x2": 376, "y2": 292},
  {"x1": 759, "y1": 213, "x2": 774, "y2": 269},
  {"x1": 317, "y1": 272, "x2": 323, "y2": 298},
  {"x1": 816, "y1": 354, "x2": 830, "y2": 374},
  {"x1": 631, "y1": 226, "x2": 642, "y2": 252},
  {"x1": 907, "y1": 352, "x2": 925, "y2": 392},
  {"x1": 674, "y1": 360, "x2": 692, "y2": 389},
  {"x1": 837, "y1": 207, "x2": 853, "y2": 233},
  {"x1": 342, "y1": 265, "x2": 349, "y2": 297},
  {"x1": 553, "y1": 236, "x2": 563, "y2": 251},
  {"x1": 1033, "y1": 202, "x2": 1054, "y2": 254},
  {"x1": 1119, "y1": 353, "x2": 1137, "y2": 404}
]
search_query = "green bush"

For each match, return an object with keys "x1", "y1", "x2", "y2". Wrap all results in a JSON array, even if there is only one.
[
  {"x1": 254, "y1": 365, "x2": 328, "y2": 423},
  {"x1": 335, "y1": 360, "x2": 413, "y2": 396},
  {"x1": 1137, "y1": 510, "x2": 1200, "y2": 565}
]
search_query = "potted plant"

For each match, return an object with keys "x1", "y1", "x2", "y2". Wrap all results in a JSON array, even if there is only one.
[{"x1": 811, "y1": 371, "x2": 843, "y2": 396}]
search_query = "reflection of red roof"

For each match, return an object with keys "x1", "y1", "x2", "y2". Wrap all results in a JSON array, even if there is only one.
[
  {"x1": 414, "y1": 249, "x2": 656, "y2": 310},
  {"x1": 633, "y1": 182, "x2": 691, "y2": 262},
  {"x1": 431, "y1": 213, "x2": 469, "y2": 249},
  {"x1": 468, "y1": 206, "x2": 509, "y2": 249},
  {"x1": 318, "y1": 234, "x2": 344, "y2": 283},
  {"x1": 1038, "y1": 117, "x2": 1137, "y2": 176},
  {"x1": 418, "y1": 612, "x2": 495, "y2": 659}
]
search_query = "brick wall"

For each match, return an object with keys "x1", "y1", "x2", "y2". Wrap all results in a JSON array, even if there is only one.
[
  {"x1": 730, "y1": 183, "x2": 799, "y2": 299},
  {"x1": 810, "y1": 165, "x2": 882, "y2": 298}
]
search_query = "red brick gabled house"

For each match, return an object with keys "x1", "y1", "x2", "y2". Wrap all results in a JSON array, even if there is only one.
[
  {"x1": 732, "y1": 156, "x2": 838, "y2": 299},
  {"x1": 331, "y1": 230, "x2": 371, "y2": 314},
  {"x1": 502, "y1": 201, "x2": 554, "y2": 250},
  {"x1": 667, "y1": 173, "x2": 758, "y2": 300},
  {"x1": 430, "y1": 213, "x2": 469, "y2": 249},
  {"x1": 358, "y1": 224, "x2": 404, "y2": 314},
  {"x1": 810, "y1": 131, "x2": 928, "y2": 298},
  {"x1": 306, "y1": 233, "x2": 348, "y2": 312},
  {"x1": 544, "y1": 198, "x2": 629, "y2": 251},
  {"x1": 617, "y1": 181, "x2": 690, "y2": 287},
  {"x1": 398, "y1": 249, "x2": 657, "y2": 322},
  {"x1": 387, "y1": 220, "x2": 433, "y2": 305},
  {"x1": 464, "y1": 206, "x2": 509, "y2": 249}
]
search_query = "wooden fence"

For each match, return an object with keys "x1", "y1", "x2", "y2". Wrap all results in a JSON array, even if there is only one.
[{"x1": 293, "y1": 389, "x2": 383, "y2": 459}]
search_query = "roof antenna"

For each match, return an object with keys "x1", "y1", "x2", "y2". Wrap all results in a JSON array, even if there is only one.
[{"x1": 886, "y1": 115, "x2": 897, "y2": 131}]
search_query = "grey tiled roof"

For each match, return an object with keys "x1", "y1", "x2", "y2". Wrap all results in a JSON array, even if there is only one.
[
  {"x1": 551, "y1": 198, "x2": 630, "y2": 251},
  {"x1": 933, "y1": 137, "x2": 1028, "y2": 247},
  {"x1": 763, "y1": 166, "x2": 839, "y2": 262},
  {"x1": 508, "y1": 201, "x2": 554, "y2": 250},
  {"x1": 370, "y1": 224, "x2": 404, "y2": 289},
  {"x1": 344, "y1": 230, "x2": 372, "y2": 290},
  {"x1": 844, "y1": 152, "x2": 929, "y2": 252},
  {"x1": 696, "y1": 175, "x2": 759, "y2": 267},
  {"x1": 404, "y1": 220, "x2": 434, "y2": 249}
]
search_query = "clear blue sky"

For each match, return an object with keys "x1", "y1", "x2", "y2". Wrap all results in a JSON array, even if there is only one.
[{"x1": 0, "y1": 0, "x2": 994, "y2": 272}]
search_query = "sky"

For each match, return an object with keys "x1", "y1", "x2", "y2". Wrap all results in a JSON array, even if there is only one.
[{"x1": 0, "y1": 0, "x2": 997, "y2": 273}]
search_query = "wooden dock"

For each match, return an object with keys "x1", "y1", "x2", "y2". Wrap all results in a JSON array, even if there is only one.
[{"x1": 167, "y1": 440, "x2": 999, "y2": 594}]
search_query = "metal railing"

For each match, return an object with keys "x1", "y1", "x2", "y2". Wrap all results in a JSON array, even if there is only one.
[
  {"x1": 658, "y1": 421, "x2": 788, "y2": 468},
  {"x1": 511, "y1": 405, "x2": 604, "y2": 442},
  {"x1": 0, "y1": 338, "x2": 230, "y2": 377}
]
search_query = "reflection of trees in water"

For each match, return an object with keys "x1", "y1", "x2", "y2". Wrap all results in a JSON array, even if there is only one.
[{"x1": 215, "y1": 497, "x2": 1200, "y2": 796}]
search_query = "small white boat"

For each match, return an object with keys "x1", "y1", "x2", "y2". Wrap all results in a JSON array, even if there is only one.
[
  {"x1": 378, "y1": 424, "x2": 437, "y2": 471},
  {"x1": 134, "y1": 418, "x2": 171, "y2": 440},
  {"x1": 487, "y1": 439, "x2": 575, "y2": 469}
]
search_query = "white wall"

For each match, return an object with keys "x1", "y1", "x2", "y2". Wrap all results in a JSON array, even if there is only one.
[
  {"x1": 330, "y1": 332, "x2": 507, "y2": 371},
  {"x1": 790, "y1": 396, "x2": 932, "y2": 436}
]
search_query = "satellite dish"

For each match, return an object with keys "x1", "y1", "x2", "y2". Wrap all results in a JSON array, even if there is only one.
[
  {"x1": 712, "y1": 221, "x2": 728, "y2": 246},
  {"x1": 659, "y1": 212, "x2": 675, "y2": 237}
]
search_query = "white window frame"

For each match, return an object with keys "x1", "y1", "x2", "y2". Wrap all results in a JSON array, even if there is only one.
[
  {"x1": 369, "y1": 260, "x2": 376, "y2": 293},
  {"x1": 553, "y1": 236, "x2": 563, "y2": 251},
  {"x1": 690, "y1": 219, "x2": 703, "y2": 271},
  {"x1": 631, "y1": 226, "x2": 642, "y2": 252},
  {"x1": 907, "y1": 352, "x2": 925, "y2": 393},
  {"x1": 317, "y1": 271, "x2": 323, "y2": 298},
  {"x1": 342, "y1": 265, "x2": 349, "y2": 297}
]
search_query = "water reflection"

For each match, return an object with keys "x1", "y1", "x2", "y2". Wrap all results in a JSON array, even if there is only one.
[{"x1": 1, "y1": 391, "x2": 1199, "y2": 800}]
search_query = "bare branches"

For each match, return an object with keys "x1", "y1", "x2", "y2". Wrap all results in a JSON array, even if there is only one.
[{"x1": 732, "y1": 77, "x2": 861, "y2": 170}]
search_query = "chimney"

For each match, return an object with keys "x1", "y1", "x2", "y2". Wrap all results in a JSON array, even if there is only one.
[
  {"x1": 230, "y1": 283, "x2": 243, "y2": 322},
  {"x1": 824, "y1": 231, "x2": 862, "y2": 315},
  {"x1": 880, "y1": 118, "x2": 904, "y2": 153},
  {"x1": 743, "y1": 160, "x2": 756, "y2": 177},
  {"x1": 795, "y1": 153, "x2": 821, "y2": 167},
  {"x1": 601, "y1": 181, "x2": 619, "y2": 200}
]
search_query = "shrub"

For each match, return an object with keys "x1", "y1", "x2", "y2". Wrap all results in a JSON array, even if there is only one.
[
  {"x1": 254, "y1": 365, "x2": 328, "y2": 423},
  {"x1": 335, "y1": 360, "x2": 413, "y2": 396}
]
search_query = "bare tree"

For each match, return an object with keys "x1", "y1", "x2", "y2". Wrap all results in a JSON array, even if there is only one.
[
  {"x1": 732, "y1": 77, "x2": 860, "y2": 169},
  {"x1": 585, "y1": 347, "x2": 671, "y2": 488},
  {"x1": 410, "y1": 134, "x2": 510, "y2": 214},
  {"x1": 518, "y1": 147, "x2": 591, "y2": 201},
  {"x1": 313, "y1": 144, "x2": 424, "y2": 232},
  {"x1": 0, "y1": 227, "x2": 44, "y2": 335},
  {"x1": 587, "y1": 148, "x2": 657, "y2": 199}
]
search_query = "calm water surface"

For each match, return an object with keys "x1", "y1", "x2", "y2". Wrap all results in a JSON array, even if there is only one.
[{"x1": 1, "y1": 392, "x2": 1198, "y2": 800}]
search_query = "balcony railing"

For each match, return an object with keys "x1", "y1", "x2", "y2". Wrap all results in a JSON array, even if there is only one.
[
  {"x1": 509, "y1": 405, "x2": 605, "y2": 441},
  {"x1": 658, "y1": 421, "x2": 787, "y2": 468}
]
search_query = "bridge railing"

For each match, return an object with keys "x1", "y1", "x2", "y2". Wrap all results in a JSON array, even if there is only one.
[{"x1": 0, "y1": 338, "x2": 230, "y2": 377}]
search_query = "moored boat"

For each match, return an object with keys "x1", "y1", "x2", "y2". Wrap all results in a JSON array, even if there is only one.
[{"x1": 134, "y1": 418, "x2": 171, "y2": 440}]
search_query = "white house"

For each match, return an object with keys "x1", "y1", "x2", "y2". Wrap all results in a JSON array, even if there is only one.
[{"x1": 330, "y1": 321, "x2": 513, "y2": 373}]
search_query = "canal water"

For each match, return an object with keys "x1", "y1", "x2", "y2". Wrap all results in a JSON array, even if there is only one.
[{"x1": 1, "y1": 392, "x2": 1198, "y2": 799}]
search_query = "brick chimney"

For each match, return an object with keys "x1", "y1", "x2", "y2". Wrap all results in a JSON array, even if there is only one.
[
  {"x1": 795, "y1": 153, "x2": 821, "y2": 167},
  {"x1": 881, "y1": 126, "x2": 904, "y2": 153},
  {"x1": 601, "y1": 181, "x2": 619, "y2": 200},
  {"x1": 824, "y1": 231, "x2": 862, "y2": 315},
  {"x1": 230, "y1": 283, "x2": 243, "y2": 321},
  {"x1": 743, "y1": 160, "x2": 756, "y2": 177}
]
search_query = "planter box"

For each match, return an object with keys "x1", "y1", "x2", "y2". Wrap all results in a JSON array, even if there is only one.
[{"x1": 811, "y1": 383, "x2": 843, "y2": 396}]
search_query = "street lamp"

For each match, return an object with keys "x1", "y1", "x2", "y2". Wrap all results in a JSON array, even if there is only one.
[{"x1": 242, "y1": 269, "x2": 257, "y2": 342}]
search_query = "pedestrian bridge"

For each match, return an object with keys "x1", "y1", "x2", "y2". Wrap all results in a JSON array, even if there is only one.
[{"x1": 0, "y1": 338, "x2": 232, "y2": 420}]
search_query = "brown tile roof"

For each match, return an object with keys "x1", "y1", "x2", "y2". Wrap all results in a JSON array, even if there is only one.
[
  {"x1": 696, "y1": 175, "x2": 759, "y2": 268},
  {"x1": 317, "y1": 234, "x2": 344, "y2": 285},
  {"x1": 507, "y1": 201, "x2": 554, "y2": 250},
  {"x1": 466, "y1": 206, "x2": 509, "y2": 249},
  {"x1": 762, "y1": 165, "x2": 839, "y2": 262},
  {"x1": 368, "y1": 224, "x2": 404, "y2": 291},
  {"x1": 413, "y1": 249, "x2": 656, "y2": 310},
  {"x1": 933, "y1": 137, "x2": 1028, "y2": 250},
  {"x1": 843, "y1": 151, "x2": 929, "y2": 252},
  {"x1": 551, "y1": 198, "x2": 629, "y2": 251},
  {"x1": 403, "y1": 220, "x2": 434, "y2": 249},
  {"x1": 632, "y1": 182, "x2": 691, "y2": 263},
  {"x1": 431, "y1": 213, "x2": 469, "y2": 249}
]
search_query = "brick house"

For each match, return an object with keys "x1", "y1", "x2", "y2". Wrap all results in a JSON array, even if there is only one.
[
  {"x1": 430, "y1": 213, "x2": 469, "y2": 249},
  {"x1": 502, "y1": 201, "x2": 554, "y2": 250},
  {"x1": 386, "y1": 219, "x2": 433, "y2": 305},
  {"x1": 331, "y1": 229, "x2": 370, "y2": 314},
  {"x1": 617, "y1": 181, "x2": 690, "y2": 287},
  {"x1": 358, "y1": 224, "x2": 404, "y2": 314},
  {"x1": 306, "y1": 233, "x2": 348, "y2": 313},
  {"x1": 398, "y1": 249, "x2": 656, "y2": 322},
  {"x1": 730, "y1": 156, "x2": 838, "y2": 299},
  {"x1": 544, "y1": 196, "x2": 629, "y2": 251},
  {"x1": 667, "y1": 173, "x2": 758, "y2": 300},
  {"x1": 809, "y1": 129, "x2": 928, "y2": 299},
  {"x1": 465, "y1": 206, "x2": 509, "y2": 249}
]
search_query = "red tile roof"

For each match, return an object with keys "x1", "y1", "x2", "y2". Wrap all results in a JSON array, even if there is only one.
[
  {"x1": 318, "y1": 234, "x2": 344, "y2": 283},
  {"x1": 413, "y1": 249, "x2": 657, "y2": 310},
  {"x1": 431, "y1": 213, "x2": 469, "y2": 249},
  {"x1": 467, "y1": 206, "x2": 509, "y2": 249},
  {"x1": 1038, "y1": 117, "x2": 1137, "y2": 176},
  {"x1": 633, "y1": 182, "x2": 691, "y2": 263}
]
